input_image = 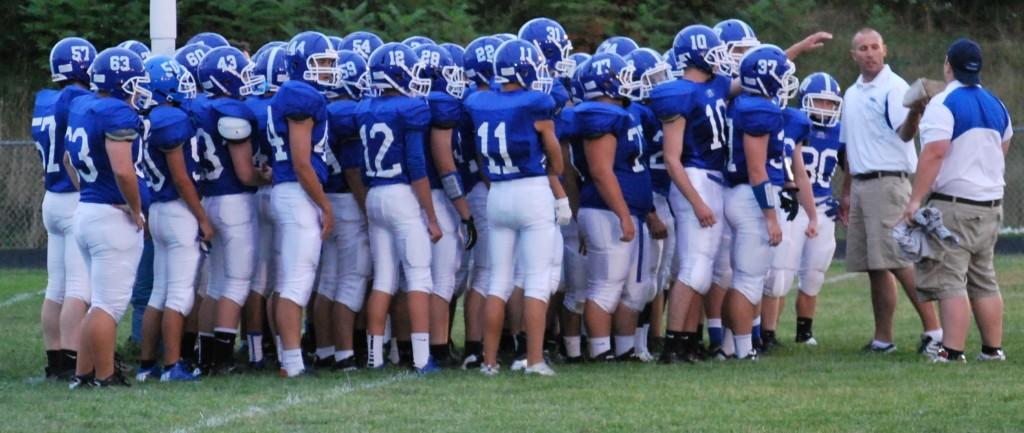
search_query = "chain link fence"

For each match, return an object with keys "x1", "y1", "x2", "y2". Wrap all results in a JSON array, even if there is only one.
[{"x1": 1, "y1": 131, "x2": 1022, "y2": 248}]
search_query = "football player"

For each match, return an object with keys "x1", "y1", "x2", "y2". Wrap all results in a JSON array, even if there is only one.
[
  {"x1": 465, "y1": 39, "x2": 567, "y2": 376},
  {"x1": 759, "y1": 78, "x2": 821, "y2": 353},
  {"x1": 66, "y1": 47, "x2": 149, "y2": 387},
  {"x1": 651, "y1": 25, "x2": 732, "y2": 364},
  {"x1": 721, "y1": 45, "x2": 799, "y2": 361},
  {"x1": 243, "y1": 43, "x2": 288, "y2": 369},
  {"x1": 193, "y1": 46, "x2": 268, "y2": 374},
  {"x1": 458, "y1": 35, "x2": 503, "y2": 369},
  {"x1": 356, "y1": 42, "x2": 441, "y2": 373},
  {"x1": 317, "y1": 49, "x2": 372, "y2": 371},
  {"x1": 413, "y1": 43, "x2": 477, "y2": 367},
  {"x1": 269, "y1": 31, "x2": 337, "y2": 377},
  {"x1": 34, "y1": 36, "x2": 95, "y2": 379},
  {"x1": 135, "y1": 55, "x2": 208, "y2": 381},
  {"x1": 574, "y1": 52, "x2": 657, "y2": 361}
]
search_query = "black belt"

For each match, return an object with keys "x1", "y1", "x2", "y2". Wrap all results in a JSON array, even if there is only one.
[
  {"x1": 853, "y1": 171, "x2": 908, "y2": 180},
  {"x1": 930, "y1": 193, "x2": 1002, "y2": 208}
]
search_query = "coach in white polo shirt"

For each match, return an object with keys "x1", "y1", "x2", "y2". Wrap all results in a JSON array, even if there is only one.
[
  {"x1": 903, "y1": 38, "x2": 1011, "y2": 363},
  {"x1": 839, "y1": 28, "x2": 942, "y2": 353}
]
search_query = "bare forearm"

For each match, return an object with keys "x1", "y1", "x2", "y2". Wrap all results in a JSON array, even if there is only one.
[
  {"x1": 666, "y1": 159, "x2": 705, "y2": 208},
  {"x1": 343, "y1": 168, "x2": 367, "y2": 212},
  {"x1": 898, "y1": 108, "x2": 925, "y2": 142},
  {"x1": 593, "y1": 171, "x2": 630, "y2": 220},
  {"x1": 294, "y1": 162, "x2": 330, "y2": 211},
  {"x1": 411, "y1": 177, "x2": 438, "y2": 223},
  {"x1": 114, "y1": 173, "x2": 142, "y2": 214}
]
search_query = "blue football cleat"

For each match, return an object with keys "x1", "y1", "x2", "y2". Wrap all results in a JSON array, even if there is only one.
[{"x1": 161, "y1": 361, "x2": 200, "y2": 382}]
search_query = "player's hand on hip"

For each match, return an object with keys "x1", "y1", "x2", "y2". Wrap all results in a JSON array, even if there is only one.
[
  {"x1": 198, "y1": 217, "x2": 216, "y2": 242},
  {"x1": 619, "y1": 215, "x2": 636, "y2": 242},
  {"x1": 428, "y1": 219, "x2": 442, "y2": 243},
  {"x1": 767, "y1": 218, "x2": 782, "y2": 247}
]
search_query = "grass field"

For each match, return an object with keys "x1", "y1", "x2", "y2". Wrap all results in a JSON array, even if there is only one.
[{"x1": 1, "y1": 258, "x2": 1023, "y2": 433}]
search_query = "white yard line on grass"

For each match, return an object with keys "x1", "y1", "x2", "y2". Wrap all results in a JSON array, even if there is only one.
[
  {"x1": 0, "y1": 290, "x2": 43, "y2": 308},
  {"x1": 824, "y1": 273, "x2": 858, "y2": 284},
  {"x1": 170, "y1": 372, "x2": 413, "y2": 433}
]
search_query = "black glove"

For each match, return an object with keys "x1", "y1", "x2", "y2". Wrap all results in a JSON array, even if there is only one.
[
  {"x1": 462, "y1": 217, "x2": 477, "y2": 250},
  {"x1": 780, "y1": 188, "x2": 799, "y2": 221}
]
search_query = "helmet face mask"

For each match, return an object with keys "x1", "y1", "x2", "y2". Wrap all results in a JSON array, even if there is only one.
[
  {"x1": 304, "y1": 51, "x2": 340, "y2": 88},
  {"x1": 800, "y1": 72, "x2": 844, "y2": 127}
]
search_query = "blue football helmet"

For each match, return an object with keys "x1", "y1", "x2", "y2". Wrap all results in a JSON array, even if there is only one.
[
  {"x1": 174, "y1": 44, "x2": 211, "y2": 87},
  {"x1": 569, "y1": 56, "x2": 591, "y2": 104},
  {"x1": 198, "y1": 46, "x2": 262, "y2": 98},
  {"x1": 493, "y1": 33, "x2": 517, "y2": 42},
  {"x1": 141, "y1": 55, "x2": 196, "y2": 107},
  {"x1": 800, "y1": 72, "x2": 843, "y2": 127},
  {"x1": 187, "y1": 32, "x2": 230, "y2": 48},
  {"x1": 90, "y1": 47, "x2": 151, "y2": 110},
  {"x1": 402, "y1": 36, "x2": 437, "y2": 49},
  {"x1": 328, "y1": 36, "x2": 345, "y2": 52},
  {"x1": 335, "y1": 49, "x2": 369, "y2": 100},
  {"x1": 118, "y1": 40, "x2": 151, "y2": 61},
  {"x1": 672, "y1": 24, "x2": 729, "y2": 75},
  {"x1": 440, "y1": 43, "x2": 465, "y2": 66},
  {"x1": 662, "y1": 48, "x2": 684, "y2": 78},
  {"x1": 414, "y1": 44, "x2": 466, "y2": 98},
  {"x1": 624, "y1": 48, "x2": 673, "y2": 100},
  {"x1": 253, "y1": 46, "x2": 289, "y2": 94},
  {"x1": 253, "y1": 41, "x2": 287, "y2": 61},
  {"x1": 577, "y1": 52, "x2": 640, "y2": 101},
  {"x1": 493, "y1": 39, "x2": 553, "y2": 94},
  {"x1": 714, "y1": 19, "x2": 760, "y2": 76},
  {"x1": 340, "y1": 31, "x2": 383, "y2": 61},
  {"x1": 464, "y1": 36, "x2": 502, "y2": 86},
  {"x1": 518, "y1": 17, "x2": 575, "y2": 77},
  {"x1": 367, "y1": 42, "x2": 431, "y2": 97},
  {"x1": 286, "y1": 31, "x2": 340, "y2": 90},
  {"x1": 50, "y1": 37, "x2": 96, "y2": 83},
  {"x1": 738, "y1": 44, "x2": 798, "y2": 107},
  {"x1": 596, "y1": 36, "x2": 639, "y2": 58}
]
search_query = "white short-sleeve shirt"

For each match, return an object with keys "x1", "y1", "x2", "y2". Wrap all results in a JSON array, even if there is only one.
[
  {"x1": 919, "y1": 80, "x2": 1012, "y2": 201},
  {"x1": 840, "y1": 65, "x2": 917, "y2": 175}
]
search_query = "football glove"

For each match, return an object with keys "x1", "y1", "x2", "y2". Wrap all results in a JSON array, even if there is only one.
[
  {"x1": 555, "y1": 197, "x2": 572, "y2": 226},
  {"x1": 462, "y1": 217, "x2": 478, "y2": 250},
  {"x1": 823, "y1": 197, "x2": 840, "y2": 221},
  {"x1": 779, "y1": 188, "x2": 799, "y2": 221}
]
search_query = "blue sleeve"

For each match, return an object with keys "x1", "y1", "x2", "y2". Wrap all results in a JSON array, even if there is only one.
[
  {"x1": 529, "y1": 92, "x2": 556, "y2": 121},
  {"x1": 279, "y1": 82, "x2": 327, "y2": 120},
  {"x1": 405, "y1": 130, "x2": 427, "y2": 181},
  {"x1": 650, "y1": 81, "x2": 695, "y2": 121},
  {"x1": 550, "y1": 80, "x2": 570, "y2": 113},
  {"x1": 213, "y1": 98, "x2": 257, "y2": 123},
  {"x1": 151, "y1": 108, "x2": 195, "y2": 151},
  {"x1": 100, "y1": 101, "x2": 142, "y2": 135},
  {"x1": 328, "y1": 101, "x2": 359, "y2": 141},
  {"x1": 428, "y1": 93, "x2": 462, "y2": 129},
  {"x1": 576, "y1": 105, "x2": 627, "y2": 139},
  {"x1": 737, "y1": 103, "x2": 783, "y2": 136},
  {"x1": 556, "y1": 107, "x2": 576, "y2": 141},
  {"x1": 405, "y1": 98, "x2": 432, "y2": 131},
  {"x1": 339, "y1": 137, "x2": 363, "y2": 170}
]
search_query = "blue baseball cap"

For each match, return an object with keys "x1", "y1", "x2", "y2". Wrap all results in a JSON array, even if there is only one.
[{"x1": 947, "y1": 38, "x2": 981, "y2": 85}]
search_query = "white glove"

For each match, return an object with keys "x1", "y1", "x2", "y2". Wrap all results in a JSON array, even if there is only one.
[{"x1": 555, "y1": 197, "x2": 572, "y2": 226}]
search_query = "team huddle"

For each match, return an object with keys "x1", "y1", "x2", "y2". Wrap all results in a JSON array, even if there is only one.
[{"x1": 34, "y1": 16, "x2": 851, "y2": 387}]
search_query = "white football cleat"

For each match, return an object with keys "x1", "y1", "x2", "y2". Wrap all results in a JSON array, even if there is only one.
[
  {"x1": 634, "y1": 350, "x2": 655, "y2": 363},
  {"x1": 479, "y1": 364, "x2": 500, "y2": 376},
  {"x1": 510, "y1": 357, "x2": 527, "y2": 371},
  {"x1": 976, "y1": 350, "x2": 1006, "y2": 362},
  {"x1": 524, "y1": 362, "x2": 556, "y2": 377}
]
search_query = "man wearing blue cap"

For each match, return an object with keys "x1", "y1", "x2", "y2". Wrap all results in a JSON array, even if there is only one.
[{"x1": 903, "y1": 38, "x2": 1012, "y2": 363}]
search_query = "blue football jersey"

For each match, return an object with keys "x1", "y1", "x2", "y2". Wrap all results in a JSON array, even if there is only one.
[
  {"x1": 455, "y1": 101, "x2": 481, "y2": 191},
  {"x1": 803, "y1": 123, "x2": 843, "y2": 198},
  {"x1": 32, "y1": 86, "x2": 92, "y2": 193},
  {"x1": 767, "y1": 108, "x2": 811, "y2": 186},
  {"x1": 354, "y1": 95, "x2": 431, "y2": 188},
  {"x1": 725, "y1": 94, "x2": 786, "y2": 186},
  {"x1": 143, "y1": 105, "x2": 197, "y2": 203},
  {"x1": 463, "y1": 89, "x2": 555, "y2": 182},
  {"x1": 268, "y1": 80, "x2": 330, "y2": 185},
  {"x1": 325, "y1": 98, "x2": 361, "y2": 194},
  {"x1": 65, "y1": 94, "x2": 144, "y2": 205},
  {"x1": 192, "y1": 96, "x2": 259, "y2": 196},
  {"x1": 244, "y1": 95, "x2": 274, "y2": 169},
  {"x1": 632, "y1": 102, "x2": 669, "y2": 196},
  {"x1": 556, "y1": 106, "x2": 586, "y2": 182},
  {"x1": 575, "y1": 101, "x2": 653, "y2": 217},
  {"x1": 424, "y1": 91, "x2": 463, "y2": 190},
  {"x1": 648, "y1": 74, "x2": 731, "y2": 171}
]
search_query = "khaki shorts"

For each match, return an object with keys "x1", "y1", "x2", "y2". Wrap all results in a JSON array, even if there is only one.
[
  {"x1": 916, "y1": 200, "x2": 1001, "y2": 301},
  {"x1": 846, "y1": 176, "x2": 912, "y2": 272}
]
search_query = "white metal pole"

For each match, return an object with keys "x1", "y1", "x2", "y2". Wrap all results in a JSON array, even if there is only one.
[{"x1": 150, "y1": 0, "x2": 177, "y2": 56}]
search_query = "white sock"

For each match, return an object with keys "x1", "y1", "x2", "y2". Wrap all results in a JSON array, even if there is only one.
[
  {"x1": 411, "y1": 332, "x2": 430, "y2": 368},
  {"x1": 707, "y1": 318, "x2": 723, "y2": 328},
  {"x1": 247, "y1": 333, "x2": 263, "y2": 363},
  {"x1": 275, "y1": 335, "x2": 284, "y2": 362},
  {"x1": 752, "y1": 317, "x2": 761, "y2": 327},
  {"x1": 614, "y1": 335, "x2": 635, "y2": 356},
  {"x1": 369, "y1": 335, "x2": 385, "y2": 368},
  {"x1": 722, "y1": 328, "x2": 736, "y2": 356},
  {"x1": 589, "y1": 336, "x2": 611, "y2": 358},
  {"x1": 635, "y1": 325, "x2": 649, "y2": 353},
  {"x1": 735, "y1": 334, "x2": 753, "y2": 358},
  {"x1": 315, "y1": 346, "x2": 335, "y2": 360},
  {"x1": 872, "y1": 339, "x2": 892, "y2": 348},
  {"x1": 563, "y1": 336, "x2": 581, "y2": 358},
  {"x1": 334, "y1": 350, "x2": 354, "y2": 362},
  {"x1": 924, "y1": 329, "x2": 943, "y2": 342},
  {"x1": 282, "y1": 349, "x2": 304, "y2": 377}
]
